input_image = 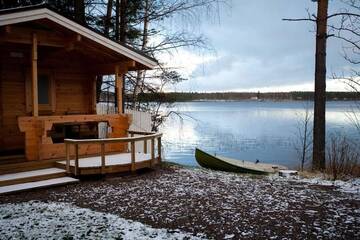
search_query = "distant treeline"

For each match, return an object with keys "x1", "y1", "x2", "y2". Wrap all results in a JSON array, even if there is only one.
[{"x1": 131, "y1": 91, "x2": 360, "y2": 102}]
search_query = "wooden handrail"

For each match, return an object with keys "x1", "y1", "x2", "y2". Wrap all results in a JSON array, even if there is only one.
[
  {"x1": 64, "y1": 133, "x2": 162, "y2": 144},
  {"x1": 64, "y1": 132, "x2": 162, "y2": 175},
  {"x1": 127, "y1": 130, "x2": 155, "y2": 135}
]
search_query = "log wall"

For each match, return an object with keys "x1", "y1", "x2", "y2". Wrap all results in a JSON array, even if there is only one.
[
  {"x1": 0, "y1": 47, "x2": 27, "y2": 153},
  {"x1": 0, "y1": 44, "x2": 127, "y2": 160}
]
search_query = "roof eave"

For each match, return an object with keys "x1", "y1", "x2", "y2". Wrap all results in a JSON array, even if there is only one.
[{"x1": 0, "y1": 7, "x2": 158, "y2": 69}]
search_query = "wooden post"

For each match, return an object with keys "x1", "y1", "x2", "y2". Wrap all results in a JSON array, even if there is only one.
[
  {"x1": 151, "y1": 138, "x2": 155, "y2": 166},
  {"x1": 143, "y1": 139, "x2": 147, "y2": 153},
  {"x1": 115, "y1": 66, "x2": 123, "y2": 114},
  {"x1": 66, "y1": 143, "x2": 70, "y2": 174},
  {"x1": 31, "y1": 33, "x2": 38, "y2": 117},
  {"x1": 158, "y1": 137, "x2": 162, "y2": 163},
  {"x1": 92, "y1": 76, "x2": 97, "y2": 114},
  {"x1": 131, "y1": 141, "x2": 135, "y2": 172},
  {"x1": 75, "y1": 144, "x2": 79, "y2": 176},
  {"x1": 101, "y1": 143, "x2": 105, "y2": 174}
]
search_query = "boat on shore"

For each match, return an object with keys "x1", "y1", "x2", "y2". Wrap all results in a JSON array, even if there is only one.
[{"x1": 195, "y1": 148, "x2": 287, "y2": 175}]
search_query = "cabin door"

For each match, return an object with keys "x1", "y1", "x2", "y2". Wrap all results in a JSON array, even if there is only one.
[{"x1": 0, "y1": 63, "x2": 26, "y2": 159}]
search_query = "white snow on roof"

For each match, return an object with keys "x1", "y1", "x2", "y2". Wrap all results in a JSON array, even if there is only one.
[{"x1": 0, "y1": 201, "x2": 205, "y2": 239}]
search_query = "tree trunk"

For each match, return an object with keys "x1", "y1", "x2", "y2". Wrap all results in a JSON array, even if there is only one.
[
  {"x1": 133, "y1": 0, "x2": 149, "y2": 108},
  {"x1": 119, "y1": 0, "x2": 127, "y2": 43},
  {"x1": 74, "y1": 0, "x2": 85, "y2": 24},
  {"x1": 104, "y1": 0, "x2": 113, "y2": 35},
  {"x1": 313, "y1": 0, "x2": 328, "y2": 171},
  {"x1": 115, "y1": 0, "x2": 119, "y2": 41}
]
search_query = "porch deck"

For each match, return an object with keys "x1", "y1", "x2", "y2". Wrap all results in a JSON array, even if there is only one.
[{"x1": 56, "y1": 152, "x2": 159, "y2": 175}]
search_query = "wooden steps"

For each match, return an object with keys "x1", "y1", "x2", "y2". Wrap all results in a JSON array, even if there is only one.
[
  {"x1": 0, "y1": 158, "x2": 60, "y2": 175},
  {"x1": 0, "y1": 177, "x2": 79, "y2": 195},
  {"x1": 0, "y1": 154, "x2": 26, "y2": 165},
  {"x1": 0, "y1": 168, "x2": 67, "y2": 187},
  {"x1": 0, "y1": 167, "x2": 79, "y2": 195}
]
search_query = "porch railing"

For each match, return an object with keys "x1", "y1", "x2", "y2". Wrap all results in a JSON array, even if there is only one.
[{"x1": 64, "y1": 131, "x2": 162, "y2": 176}]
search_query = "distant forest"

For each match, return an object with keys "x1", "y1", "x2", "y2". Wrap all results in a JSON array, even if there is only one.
[{"x1": 128, "y1": 91, "x2": 360, "y2": 103}]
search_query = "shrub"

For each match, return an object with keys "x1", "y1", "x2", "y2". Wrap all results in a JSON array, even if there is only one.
[{"x1": 325, "y1": 135, "x2": 360, "y2": 181}]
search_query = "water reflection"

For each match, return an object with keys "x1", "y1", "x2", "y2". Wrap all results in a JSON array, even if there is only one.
[{"x1": 160, "y1": 101, "x2": 359, "y2": 168}]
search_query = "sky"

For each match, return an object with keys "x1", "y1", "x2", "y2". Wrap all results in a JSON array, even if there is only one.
[{"x1": 162, "y1": 0, "x2": 356, "y2": 92}]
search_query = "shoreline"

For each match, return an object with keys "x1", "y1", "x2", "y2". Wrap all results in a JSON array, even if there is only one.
[{"x1": 1, "y1": 163, "x2": 359, "y2": 239}]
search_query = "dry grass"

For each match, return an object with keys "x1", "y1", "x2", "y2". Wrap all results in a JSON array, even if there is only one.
[{"x1": 325, "y1": 135, "x2": 360, "y2": 181}]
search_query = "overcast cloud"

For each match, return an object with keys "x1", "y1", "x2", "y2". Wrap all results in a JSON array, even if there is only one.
[{"x1": 167, "y1": 0, "x2": 354, "y2": 92}]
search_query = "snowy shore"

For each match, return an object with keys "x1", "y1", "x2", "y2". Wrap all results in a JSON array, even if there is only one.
[{"x1": 1, "y1": 164, "x2": 359, "y2": 239}]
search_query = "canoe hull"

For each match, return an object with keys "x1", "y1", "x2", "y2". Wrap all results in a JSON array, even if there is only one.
[{"x1": 195, "y1": 148, "x2": 281, "y2": 175}]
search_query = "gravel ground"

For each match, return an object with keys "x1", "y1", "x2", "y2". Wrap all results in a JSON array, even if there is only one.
[{"x1": 1, "y1": 164, "x2": 359, "y2": 239}]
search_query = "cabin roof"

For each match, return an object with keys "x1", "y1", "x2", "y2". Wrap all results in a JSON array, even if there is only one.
[{"x1": 0, "y1": 4, "x2": 157, "y2": 69}]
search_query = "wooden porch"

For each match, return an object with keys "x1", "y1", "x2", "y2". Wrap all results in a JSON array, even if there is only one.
[
  {"x1": 0, "y1": 130, "x2": 162, "y2": 194},
  {"x1": 0, "y1": 6, "x2": 159, "y2": 194}
]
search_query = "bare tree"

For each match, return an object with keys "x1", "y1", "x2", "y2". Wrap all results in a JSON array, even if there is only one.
[
  {"x1": 294, "y1": 103, "x2": 313, "y2": 171},
  {"x1": 332, "y1": 0, "x2": 360, "y2": 136},
  {"x1": 124, "y1": 0, "x2": 227, "y2": 128},
  {"x1": 284, "y1": 0, "x2": 360, "y2": 171}
]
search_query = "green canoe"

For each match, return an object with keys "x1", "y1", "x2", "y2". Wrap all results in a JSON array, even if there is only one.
[{"x1": 195, "y1": 148, "x2": 287, "y2": 175}]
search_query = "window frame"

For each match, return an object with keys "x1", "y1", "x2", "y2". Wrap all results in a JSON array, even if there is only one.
[{"x1": 26, "y1": 69, "x2": 56, "y2": 114}]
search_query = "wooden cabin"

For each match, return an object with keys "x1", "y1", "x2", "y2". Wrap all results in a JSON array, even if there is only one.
[{"x1": 0, "y1": 6, "x2": 158, "y2": 168}]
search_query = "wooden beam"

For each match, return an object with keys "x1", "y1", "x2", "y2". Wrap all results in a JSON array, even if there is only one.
[
  {"x1": 1, "y1": 26, "x2": 65, "y2": 47},
  {"x1": 131, "y1": 141, "x2": 135, "y2": 172},
  {"x1": 158, "y1": 137, "x2": 162, "y2": 163},
  {"x1": 75, "y1": 144, "x2": 79, "y2": 176},
  {"x1": 151, "y1": 138, "x2": 155, "y2": 166},
  {"x1": 126, "y1": 60, "x2": 136, "y2": 69},
  {"x1": 91, "y1": 76, "x2": 97, "y2": 114},
  {"x1": 101, "y1": 143, "x2": 105, "y2": 174},
  {"x1": 66, "y1": 143, "x2": 70, "y2": 174},
  {"x1": 5, "y1": 25, "x2": 11, "y2": 33},
  {"x1": 115, "y1": 65, "x2": 123, "y2": 114},
  {"x1": 31, "y1": 33, "x2": 38, "y2": 117}
]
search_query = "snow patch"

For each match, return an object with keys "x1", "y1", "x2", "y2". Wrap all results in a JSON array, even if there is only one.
[{"x1": 0, "y1": 201, "x2": 205, "y2": 240}]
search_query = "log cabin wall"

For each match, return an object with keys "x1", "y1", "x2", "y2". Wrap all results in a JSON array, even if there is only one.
[
  {"x1": 0, "y1": 44, "x2": 95, "y2": 152},
  {"x1": 0, "y1": 15, "x2": 152, "y2": 161},
  {"x1": 0, "y1": 45, "x2": 28, "y2": 154},
  {"x1": 0, "y1": 43, "x2": 129, "y2": 160}
]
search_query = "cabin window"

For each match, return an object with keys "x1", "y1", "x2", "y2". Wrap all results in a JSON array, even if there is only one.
[
  {"x1": 25, "y1": 70, "x2": 56, "y2": 114},
  {"x1": 38, "y1": 74, "x2": 50, "y2": 104}
]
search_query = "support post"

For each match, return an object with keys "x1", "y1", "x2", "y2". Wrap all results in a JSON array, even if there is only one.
[
  {"x1": 131, "y1": 141, "x2": 135, "y2": 172},
  {"x1": 75, "y1": 144, "x2": 79, "y2": 176},
  {"x1": 31, "y1": 33, "x2": 38, "y2": 117},
  {"x1": 151, "y1": 138, "x2": 155, "y2": 166},
  {"x1": 143, "y1": 139, "x2": 147, "y2": 153},
  {"x1": 66, "y1": 143, "x2": 70, "y2": 174},
  {"x1": 115, "y1": 66, "x2": 123, "y2": 114},
  {"x1": 101, "y1": 143, "x2": 105, "y2": 174},
  {"x1": 158, "y1": 137, "x2": 162, "y2": 163}
]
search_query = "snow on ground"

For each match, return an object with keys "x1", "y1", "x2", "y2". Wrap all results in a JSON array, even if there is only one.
[
  {"x1": 0, "y1": 201, "x2": 205, "y2": 240},
  {"x1": 0, "y1": 165, "x2": 359, "y2": 239},
  {"x1": 268, "y1": 174, "x2": 360, "y2": 195},
  {"x1": 298, "y1": 177, "x2": 360, "y2": 194}
]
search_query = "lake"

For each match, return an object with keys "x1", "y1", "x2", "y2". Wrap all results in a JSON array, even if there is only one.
[{"x1": 160, "y1": 101, "x2": 359, "y2": 169}]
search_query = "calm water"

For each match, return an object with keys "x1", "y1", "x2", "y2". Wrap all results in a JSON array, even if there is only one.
[{"x1": 160, "y1": 101, "x2": 359, "y2": 169}]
